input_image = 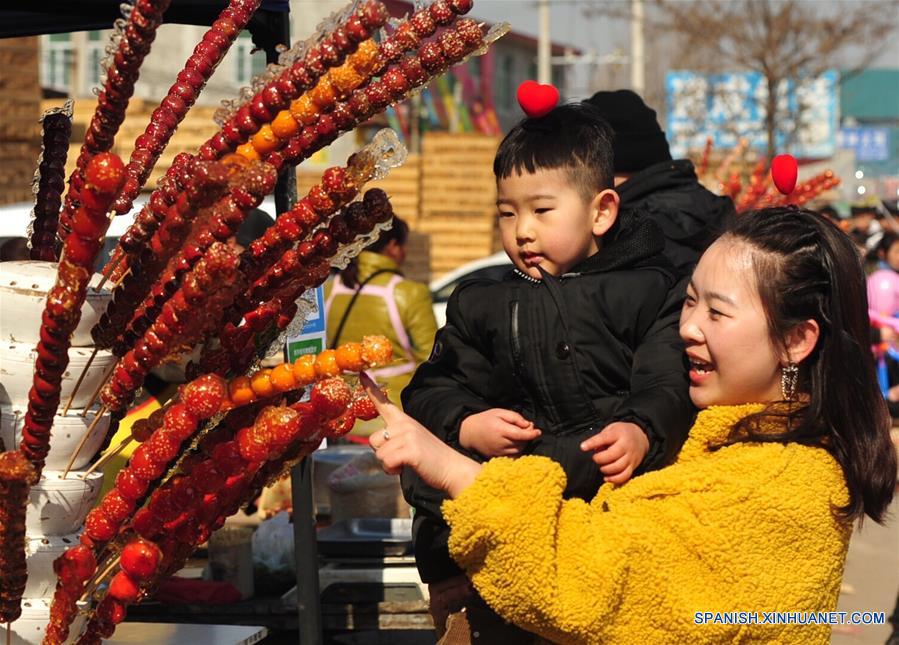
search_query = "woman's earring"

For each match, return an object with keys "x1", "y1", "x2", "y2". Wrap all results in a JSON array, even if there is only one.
[{"x1": 781, "y1": 362, "x2": 799, "y2": 401}]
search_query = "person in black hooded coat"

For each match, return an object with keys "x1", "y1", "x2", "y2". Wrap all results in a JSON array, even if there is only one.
[
  {"x1": 400, "y1": 105, "x2": 695, "y2": 641},
  {"x1": 587, "y1": 89, "x2": 735, "y2": 277}
]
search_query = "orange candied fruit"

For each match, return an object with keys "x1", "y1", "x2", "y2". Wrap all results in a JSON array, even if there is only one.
[
  {"x1": 271, "y1": 110, "x2": 300, "y2": 140},
  {"x1": 229, "y1": 376, "x2": 257, "y2": 406},
  {"x1": 270, "y1": 363, "x2": 297, "y2": 392},
  {"x1": 220, "y1": 152, "x2": 250, "y2": 169},
  {"x1": 351, "y1": 39, "x2": 380, "y2": 75},
  {"x1": 314, "y1": 349, "x2": 341, "y2": 378},
  {"x1": 235, "y1": 142, "x2": 261, "y2": 161},
  {"x1": 251, "y1": 124, "x2": 281, "y2": 156},
  {"x1": 250, "y1": 368, "x2": 276, "y2": 398},
  {"x1": 289, "y1": 95, "x2": 319, "y2": 126},
  {"x1": 292, "y1": 354, "x2": 317, "y2": 385},
  {"x1": 329, "y1": 63, "x2": 365, "y2": 98},
  {"x1": 361, "y1": 335, "x2": 392, "y2": 366},
  {"x1": 308, "y1": 77, "x2": 337, "y2": 109},
  {"x1": 335, "y1": 342, "x2": 365, "y2": 372}
]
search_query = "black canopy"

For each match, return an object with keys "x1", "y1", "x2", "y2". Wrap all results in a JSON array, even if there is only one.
[{"x1": 0, "y1": 0, "x2": 290, "y2": 54}]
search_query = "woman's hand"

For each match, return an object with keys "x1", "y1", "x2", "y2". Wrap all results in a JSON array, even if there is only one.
[{"x1": 362, "y1": 373, "x2": 482, "y2": 498}]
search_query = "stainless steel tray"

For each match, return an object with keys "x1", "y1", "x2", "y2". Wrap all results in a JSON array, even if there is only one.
[{"x1": 317, "y1": 518, "x2": 412, "y2": 557}]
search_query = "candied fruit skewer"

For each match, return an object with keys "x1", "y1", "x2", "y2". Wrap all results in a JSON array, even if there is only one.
[
  {"x1": 0, "y1": 452, "x2": 38, "y2": 624},
  {"x1": 216, "y1": 193, "x2": 393, "y2": 375},
  {"x1": 198, "y1": 0, "x2": 389, "y2": 162},
  {"x1": 99, "y1": 2, "x2": 382, "y2": 283},
  {"x1": 230, "y1": 17, "x2": 492, "y2": 175},
  {"x1": 20, "y1": 153, "x2": 126, "y2": 476},
  {"x1": 99, "y1": 243, "x2": 241, "y2": 415},
  {"x1": 245, "y1": 189, "x2": 392, "y2": 305},
  {"x1": 111, "y1": 0, "x2": 262, "y2": 217},
  {"x1": 28, "y1": 102, "x2": 73, "y2": 261},
  {"x1": 108, "y1": 161, "x2": 276, "y2": 357},
  {"x1": 218, "y1": 0, "x2": 474, "y2": 162},
  {"x1": 103, "y1": 152, "x2": 194, "y2": 283},
  {"x1": 57, "y1": 0, "x2": 172, "y2": 243},
  {"x1": 91, "y1": 159, "x2": 232, "y2": 351}
]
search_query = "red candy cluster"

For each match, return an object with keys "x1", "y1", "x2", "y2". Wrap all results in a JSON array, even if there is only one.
[
  {"x1": 100, "y1": 243, "x2": 241, "y2": 412},
  {"x1": 93, "y1": 158, "x2": 231, "y2": 351},
  {"x1": 112, "y1": 0, "x2": 262, "y2": 216},
  {"x1": 20, "y1": 153, "x2": 125, "y2": 475},
  {"x1": 29, "y1": 108, "x2": 73, "y2": 261},
  {"x1": 0, "y1": 453, "x2": 38, "y2": 624},
  {"x1": 57, "y1": 0, "x2": 172, "y2": 243}
]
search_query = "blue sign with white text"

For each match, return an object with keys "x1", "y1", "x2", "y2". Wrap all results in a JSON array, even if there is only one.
[
  {"x1": 666, "y1": 70, "x2": 839, "y2": 159},
  {"x1": 839, "y1": 127, "x2": 891, "y2": 162}
]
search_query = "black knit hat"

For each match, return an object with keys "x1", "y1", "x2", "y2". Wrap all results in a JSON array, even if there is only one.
[{"x1": 586, "y1": 89, "x2": 672, "y2": 172}]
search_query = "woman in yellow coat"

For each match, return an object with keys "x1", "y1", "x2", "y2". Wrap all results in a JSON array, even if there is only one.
[
  {"x1": 325, "y1": 216, "x2": 437, "y2": 436},
  {"x1": 365, "y1": 207, "x2": 898, "y2": 644}
]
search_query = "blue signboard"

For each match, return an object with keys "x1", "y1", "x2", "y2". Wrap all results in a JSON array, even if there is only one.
[
  {"x1": 838, "y1": 127, "x2": 891, "y2": 162},
  {"x1": 666, "y1": 70, "x2": 840, "y2": 159}
]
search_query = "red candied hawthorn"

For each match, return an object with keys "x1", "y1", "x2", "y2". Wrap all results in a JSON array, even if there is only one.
[
  {"x1": 180, "y1": 373, "x2": 228, "y2": 419},
  {"x1": 310, "y1": 377, "x2": 353, "y2": 421},
  {"x1": 107, "y1": 571, "x2": 140, "y2": 603},
  {"x1": 84, "y1": 152, "x2": 126, "y2": 194},
  {"x1": 351, "y1": 385, "x2": 380, "y2": 421},
  {"x1": 120, "y1": 539, "x2": 162, "y2": 581}
]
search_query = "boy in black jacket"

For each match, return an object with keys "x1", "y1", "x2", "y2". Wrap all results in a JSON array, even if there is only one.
[{"x1": 401, "y1": 101, "x2": 695, "y2": 641}]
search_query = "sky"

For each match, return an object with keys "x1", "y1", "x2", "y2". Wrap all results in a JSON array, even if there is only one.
[{"x1": 464, "y1": 0, "x2": 899, "y2": 100}]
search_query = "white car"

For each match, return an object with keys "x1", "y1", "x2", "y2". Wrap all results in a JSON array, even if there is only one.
[
  {"x1": 429, "y1": 251, "x2": 512, "y2": 327},
  {"x1": 0, "y1": 196, "x2": 277, "y2": 268}
]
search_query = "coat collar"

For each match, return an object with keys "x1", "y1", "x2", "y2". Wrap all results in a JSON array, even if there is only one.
[
  {"x1": 676, "y1": 404, "x2": 767, "y2": 462},
  {"x1": 615, "y1": 159, "x2": 700, "y2": 203},
  {"x1": 357, "y1": 251, "x2": 402, "y2": 281}
]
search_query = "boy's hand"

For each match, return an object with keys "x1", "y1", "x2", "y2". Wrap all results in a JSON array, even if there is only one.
[
  {"x1": 580, "y1": 422, "x2": 650, "y2": 485},
  {"x1": 459, "y1": 408, "x2": 541, "y2": 458}
]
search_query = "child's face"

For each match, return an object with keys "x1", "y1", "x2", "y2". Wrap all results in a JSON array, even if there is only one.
[
  {"x1": 885, "y1": 241, "x2": 899, "y2": 272},
  {"x1": 495, "y1": 168, "x2": 617, "y2": 280},
  {"x1": 679, "y1": 238, "x2": 783, "y2": 409}
]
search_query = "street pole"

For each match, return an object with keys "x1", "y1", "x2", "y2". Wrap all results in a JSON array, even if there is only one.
[
  {"x1": 538, "y1": 0, "x2": 550, "y2": 84},
  {"x1": 630, "y1": 0, "x2": 645, "y2": 95}
]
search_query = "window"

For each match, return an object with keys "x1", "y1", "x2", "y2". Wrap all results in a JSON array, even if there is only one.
[
  {"x1": 85, "y1": 32, "x2": 105, "y2": 92},
  {"x1": 496, "y1": 54, "x2": 515, "y2": 111},
  {"x1": 233, "y1": 32, "x2": 268, "y2": 85},
  {"x1": 41, "y1": 33, "x2": 73, "y2": 93}
]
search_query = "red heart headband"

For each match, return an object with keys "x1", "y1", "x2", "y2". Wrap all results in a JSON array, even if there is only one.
[
  {"x1": 771, "y1": 154, "x2": 798, "y2": 195},
  {"x1": 517, "y1": 80, "x2": 560, "y2": 118}
]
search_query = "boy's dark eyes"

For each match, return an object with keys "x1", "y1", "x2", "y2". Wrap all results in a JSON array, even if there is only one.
[
  {"x1": 535, "y1": 208, "x2": 552, "y2": 214},
  {"x1": 497, "y1": 210, "x2": 514, "y2": 218}
]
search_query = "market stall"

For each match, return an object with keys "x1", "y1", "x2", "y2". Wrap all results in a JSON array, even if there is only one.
[{"x1": 0, "y1": 1, "x2": 507, "y2": 642}]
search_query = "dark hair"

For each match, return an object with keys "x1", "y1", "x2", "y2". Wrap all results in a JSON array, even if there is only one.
[
  {"x1": 339, "y1": 216, "x2": 409, "y2": 288},
  {"x1": 876, "y1": 230, "x2": 899, "y2": 259},
  {"x1": 493, "y1": 101, "x2": 615, "y2": 200},
  {"x1": 722, "y1": 207, "x2": 896, "y2": 524}
]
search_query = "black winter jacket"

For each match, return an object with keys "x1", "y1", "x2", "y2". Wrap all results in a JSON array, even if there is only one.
[
  {"x1": 616, "y1": 159, "x2": 735, "y2": 276},
  {"x1": 400, "y1": 214, "x2": 695, "y2": 583}
]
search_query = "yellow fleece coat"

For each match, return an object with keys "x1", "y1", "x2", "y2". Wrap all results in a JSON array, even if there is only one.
[{"x1": 443, "y1": 404, "x2": 852, "y2": 644}]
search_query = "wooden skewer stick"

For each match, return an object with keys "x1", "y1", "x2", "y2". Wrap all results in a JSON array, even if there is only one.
[
  {"x1": 81, "y1": 435, "x2": 134, "y2": 480},
  {"x1": 96, "y1": 253, "x2": 125, "y2": 291},
  {"x1": 62, "y1": 405, "x2": 108, "y2": 479},
  {"x1": 113, "y1": 267, "x2": 131, "y2": 288},
  {"x1": 80, "y1": 555, "x2": 121, "y2": 603},
  {"x1": 61, "y1": 347, "x2": 99, "y2": 416},
  {"x1": 6, "y1": 621, "x2": 11, "y2": 645},
  {"x1": 81, "y1": 366, "x2": 114, "y2": 418}
]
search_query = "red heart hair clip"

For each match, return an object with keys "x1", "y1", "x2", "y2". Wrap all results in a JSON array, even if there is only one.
[
  {"x1": 771, "y1": 154, "x2": 798, "y2": 195},
  {"x1": 517, "y1": 80, "x2": 560, "y2": 118}
]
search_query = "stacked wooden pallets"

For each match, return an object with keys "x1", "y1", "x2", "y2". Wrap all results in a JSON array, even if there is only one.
[
  {"x1": 0, "y1": 38, "x2": 42, "y2": 206},
  {"x1": 418, "y1": 132, "x2": 500, "y2": 277}
]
